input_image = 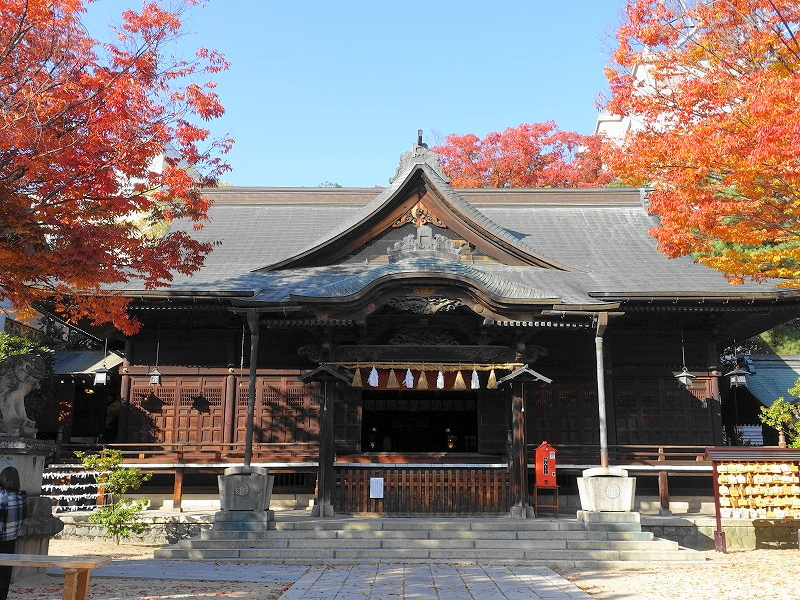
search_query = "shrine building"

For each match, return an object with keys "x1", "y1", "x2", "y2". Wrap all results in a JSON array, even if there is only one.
[{"x1": 95, "y1": 139, "x2": 800, "y2": 516}]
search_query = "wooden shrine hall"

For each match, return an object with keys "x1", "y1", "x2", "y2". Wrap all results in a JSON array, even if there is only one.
[{"x1": 100, "y1": 139, "x2": 800, "y2": 517}]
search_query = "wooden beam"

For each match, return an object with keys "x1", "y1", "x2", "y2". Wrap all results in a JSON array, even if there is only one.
[
  {"x1": 223, "y1": 374, "x2": 236, "y2": 446},
  {"x1": 509, "y1": 382, "x2": 531, "y2": 518},
  {"x1": 595, "y1": 313, "x2": 609, "y2": 468},
  {"x1": 313, "y1": 380, "x2": 336, "y2": 517},
  {"x1": 244, "y1": 309, "x2": 260, "y2": 466},
  {"x1": 173, "y1": 468, "x2": 184, "y2": 511}
]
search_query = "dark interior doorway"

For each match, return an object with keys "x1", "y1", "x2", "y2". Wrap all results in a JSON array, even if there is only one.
[{"x1": 361, "y1": 390, "x2": 479, "y2": 453}]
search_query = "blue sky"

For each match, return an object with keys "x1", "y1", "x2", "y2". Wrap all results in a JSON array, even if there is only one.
[{"x1": 85, "y1": 1, "x2": 628, "y2": 187}]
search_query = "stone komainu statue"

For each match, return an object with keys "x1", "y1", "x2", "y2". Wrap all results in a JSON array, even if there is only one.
[{"x1": 0, "y1": 354, "x2": 44, "y2": 432}]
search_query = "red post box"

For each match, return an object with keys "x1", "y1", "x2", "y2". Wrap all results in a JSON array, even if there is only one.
[{"x1": 534, "y1": 441, "x2": 557, "y2": 487}]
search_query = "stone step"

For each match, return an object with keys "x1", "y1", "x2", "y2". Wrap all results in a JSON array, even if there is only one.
[
  {"x1": 154, "y1": 546, "x2": 701, "y2": 563},
  {"x1": 270, "y1": 519, "x2": 586, "y2": 532},
  {"x1": 155, "y1": 516, "x2": 701, "y2": 565},
  {"x1": 583, "y1": 522, "x2": 643, "y2": 532},
  {"x1": 198, "y1": 528, "x2": 654, "y2": 542},
  {"x1": 173, "y1": 536, "x2": 679, "y2": 552}
]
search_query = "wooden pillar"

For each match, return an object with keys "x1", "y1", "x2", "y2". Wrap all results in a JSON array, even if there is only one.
[
  {"x1": 173, "y1": 468, "x2": 184, "y2": 511},
  {"x1": 118, "y1": 375, "x2": 131, "y2": 444},
  {"x1": 658, "y1": 470, "x2": 670, "y2": 515},
  {"x1": 117, "y1": 340, "x2": 133, "y2": 443},
  {"x1": 510, "y1": 382, "x2": 532, "y2": 518},
  {"x1": 707, "y1": 339, "x2": 725, "y2": 445},
  {"x1": 245, "y1": 309, "x2": 260, "y2": 467},
  {"x1": 313, "y1": 380, "x2": 336, "y2": 517},
  {"x1": 595, "y1": 313, "x2": 609, "y2": 468},
  {"x1": 223, "y1": 374, "x2": 236, "y2": 446}
]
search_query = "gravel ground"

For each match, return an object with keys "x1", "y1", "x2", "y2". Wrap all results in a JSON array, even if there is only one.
[
  {"x1": 9, "y1": 540, "x2": 800, "y2": 599},
  {"x1": 9, "y1": 539, "x2": 290, "y2": 600},
  {"x1": 558, "y1": 549, "x2": 800, "y2": 600}
]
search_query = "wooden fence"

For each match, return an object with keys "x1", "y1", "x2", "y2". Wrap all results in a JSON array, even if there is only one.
[{"x1": 334, "y1": 466, "x2": 510, "y2": 514}]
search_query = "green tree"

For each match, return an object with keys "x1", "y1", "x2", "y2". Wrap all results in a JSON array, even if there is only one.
[
  {"x1": 75, "y1": 449, "x2": 152, "y2": 544},
  {"x1": 760, "y1": 379, "x2": 800, "y2": 448},
  {"x1": 758, "y1": 319, "x2": 800, "y2": 355}
]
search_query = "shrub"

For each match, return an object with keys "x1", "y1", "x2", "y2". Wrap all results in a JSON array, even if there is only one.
[{"x1": 75, "y1": 449, "x2": 152, "y2": 544}]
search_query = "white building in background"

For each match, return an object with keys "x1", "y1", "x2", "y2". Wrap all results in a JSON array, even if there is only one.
[{"x1": 594, "y1": 62, "x2": 653, "y2": 141}]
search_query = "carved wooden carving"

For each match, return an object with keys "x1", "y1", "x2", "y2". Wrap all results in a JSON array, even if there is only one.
[
  {"x1": 384, "y1": 296, "x2": 462, "y2": 314},
  {"x1": 387, "y1": 225, "x2": 462, "y2": 263},
  {"x1": 392, "y1": 201, "x2": 447, "y2": 229},
  {"x1": 387, "y1": 329, "x2": 461, "y2": 346}
]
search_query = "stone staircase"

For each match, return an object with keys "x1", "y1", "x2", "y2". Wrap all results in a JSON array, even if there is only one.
[{"x1": 154, "y1": 511, "x2": 705, "y2": 567}]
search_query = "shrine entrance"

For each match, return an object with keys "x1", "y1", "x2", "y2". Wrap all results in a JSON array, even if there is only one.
[{"x1": 360, "y1": 390, "x2": 479, "y2": 453}]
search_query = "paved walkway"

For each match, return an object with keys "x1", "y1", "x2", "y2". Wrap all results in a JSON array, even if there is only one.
[{"x1": 92, "y1": 559, "x2": 595, "y2": 599}]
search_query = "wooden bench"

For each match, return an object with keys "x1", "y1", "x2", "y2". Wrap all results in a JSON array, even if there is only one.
[{"x1": 0, "y1": 553, "x2": 111, "y2": 600}]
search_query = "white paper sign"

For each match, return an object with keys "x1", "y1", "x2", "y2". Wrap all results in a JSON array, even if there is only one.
[{"x1": 369, "y1": 477, "x2": 384, "y2": 499}]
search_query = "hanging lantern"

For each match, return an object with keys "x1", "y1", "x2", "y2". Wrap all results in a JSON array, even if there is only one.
[
  {"x1": 436, "y1": 370, "x2": 445, "y2": 389},
  {"x1": 675, "y1": 329, "x2": 695, "y2": 388},
  {"x1": 368, "y1": 367, "x2": 379, "y2": 387},
  {"x1": 417, "y1": 370, "x2": 429, "y2": 389},
  {"x1": 148, "y1": 367, "x2": 162, "y2": 386},
  {"x1": 149, "y1": 334, "x2": 162, "y2": 386},
  {"x1": 470, "y1": 370, "x2": 480, "y2": 390},
  {"x1": 725, "y1": 366, "x2": 749, "y2": 388},
  {"x1": 351, "y1": 368, "x2": 363, "y2": 388},
  {"x1": 404, "y1": 369, "x2": 414, "y2": 388},
  {"x1": 94, "y1": 338, "x2": 111, "y2": 386},
  {"x1": 93, "y1": 366, "x2": 110, "y2": 386},
  {"x1": 487, "y1": 369, "x2": 497, "y2": 389},
  {"x1": 675, "y1": 367, "x2": 695, "y2": 388}
]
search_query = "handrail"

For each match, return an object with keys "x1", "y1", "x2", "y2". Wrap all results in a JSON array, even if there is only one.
[
  {"x1": 55, "y1": 441, "x2": 320, "y2": 465},
  {"x1": 525, "y1": 444, "x2": 710, "y2": 464},
  {"x1": 54, "y1": 441, "x2": 712, "y2": 468}
]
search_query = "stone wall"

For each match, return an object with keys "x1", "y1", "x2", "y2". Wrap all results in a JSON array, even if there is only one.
[
  {"x1": 642, "y1": 515, "x2": 800, "y2": 551},
  {"x1": 56, "y1": 512, "x2": 214, "y2": 545}
]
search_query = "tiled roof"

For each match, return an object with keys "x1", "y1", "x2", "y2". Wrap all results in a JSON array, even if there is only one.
[
  {"x1": 743, "y1": 355, "x2": 800, "y2": 407},
  {"x1": 118, "y1": 149, "x2": 798, "y2": 306},
  {"x1": 286, "y1": 258, "x2": 553, "y2": 301}
]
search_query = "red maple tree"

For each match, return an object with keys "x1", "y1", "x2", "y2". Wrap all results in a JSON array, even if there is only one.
[
  {"x1": 433, "y1": 122, "x2": 613, "y2": 188},
  {"x1": 0, "y1": 0, "x2": 231, "y2": 334},
  {"x1": 605, "y1": 0, "x2": 800, "y2": 286}
]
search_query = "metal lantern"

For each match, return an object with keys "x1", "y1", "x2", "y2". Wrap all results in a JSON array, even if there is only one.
[
  {"x1": 675, "y1": 367, "x2": 696, "y2": 388},
  {"x1": 94, "y1": 338, "x2": 110, "y2": 386},
  {"x1": 725, "y1": 366, "x2": 749, "y2": 388},
  {"x1": 148, "y1": 367, "x2": 162, "y2": 386},
  {"x1": 93, "y1": 366, "x2": 110, "y2": 386}
]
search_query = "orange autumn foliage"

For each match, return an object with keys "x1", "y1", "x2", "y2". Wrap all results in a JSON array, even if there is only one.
[
  {"x1": 0, "y1": 0, "x2": 232, "y2": 334},
  {"x1": 433, "y1": 122, "x2": 614, "y2": 189},
  {"x1": 605, "y1": 0, "x2": 800, "y2": 287}
]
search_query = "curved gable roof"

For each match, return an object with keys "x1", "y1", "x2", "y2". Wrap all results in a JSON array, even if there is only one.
[
  {"x1": 261, "y1": 145, "x2": 573, "y2": 271},
  {"x1": 288, "y1": 257, "x2": 555, "y2": 302}
]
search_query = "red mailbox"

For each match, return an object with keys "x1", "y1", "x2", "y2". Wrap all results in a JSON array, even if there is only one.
[{"x1": 534, "y1": 441, "x2": 557, "y2": 487}]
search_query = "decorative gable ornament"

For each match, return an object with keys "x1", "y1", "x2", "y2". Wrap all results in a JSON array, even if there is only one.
[
  {"x1": 389, "y1": 136, "x2": 450, "y2": 184},
  {"x1": 387, "y1": 225, "x2": 463, "y2": 263},
  {"x1": 392, "y1": 201, "x2": 447, "y2": 229}
]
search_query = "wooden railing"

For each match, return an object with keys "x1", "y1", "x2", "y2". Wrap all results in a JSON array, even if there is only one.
[
  {"x1": 59, "y1": 442, "x2": 319, "y2": 465},
  {"x1": 335, "y1": 466, "x2": 510, "y2": 514},
  {"x1": 55, "y1": 443, "x2": 711, "y2": 469},
  {"x1": 541, "y1": 444, "x2": 710, "y2": 466}
]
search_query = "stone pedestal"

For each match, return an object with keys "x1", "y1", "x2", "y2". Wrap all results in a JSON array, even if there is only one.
[
  {"x1": 577, "y1": 466, "x2": 636, "y2": 512},
  {"x1": 0, "y1": 436, "x2": 63, "y2": 580},
  {"x1": 0, "y1": 436, "x2": 53, "y2": 494},
  {"x1": 310, "y1": 499, "x2": 335, "y2": 517},
  {"x1": 218, "y1": 465, "x2": 274, "y2": 512},
  {"x1": 577, "y1": 510, "x2": 642, "y2": 532},
  {"x1": 213, "y1": 509, "x2": 274, "y2": 531},
  {"x1": 509, "y1": 505, "x2": 535, "y2": 519}
]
